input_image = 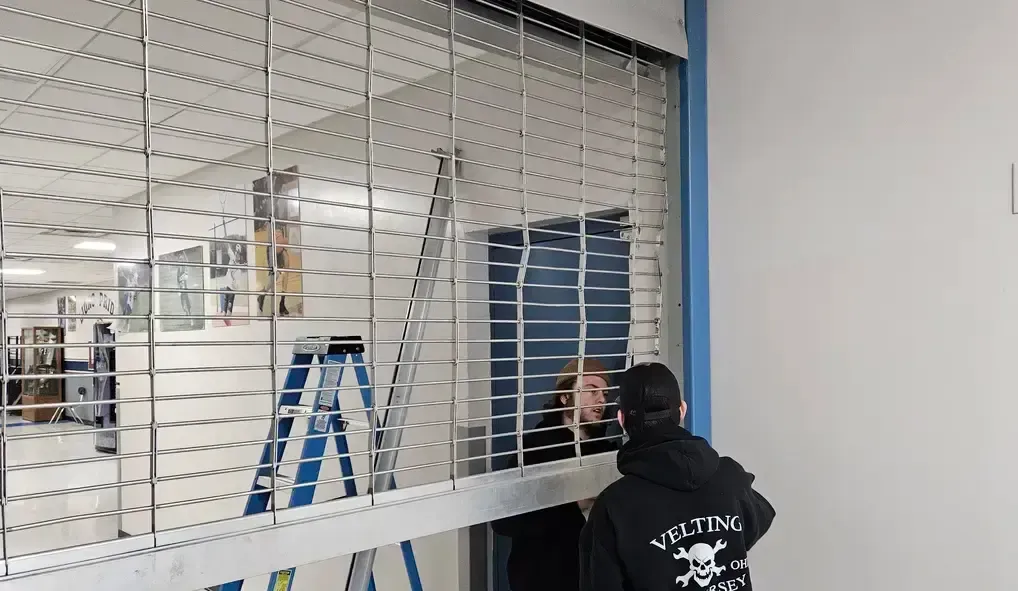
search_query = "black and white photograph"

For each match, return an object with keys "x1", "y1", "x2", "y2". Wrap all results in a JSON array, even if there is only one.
[
  {"x1": 210, "y1": 236, "x2": 249, "y2": 327},
  {"x1": 158, "y1": 246, "x2": 205, "y2": 332},
  {"x1": 115, "y1": 263, "x2": 151, "y2": 333},
  {"x1": 56, "y1": 296, "x2": 78, "y2": 332},
  {"x1": 252, "y1": 165, "x2": 304, "y2": 317}
]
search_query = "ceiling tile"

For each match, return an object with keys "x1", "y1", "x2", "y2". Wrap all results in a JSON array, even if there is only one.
[
  {"x1": 7, "y1": 198, "x2": 102, "y2": 218},
  {"x1": 0, "y1": 167, "x2": 64, "y2": 191},
  {"x1": 2, "y1": 110, "x2": 139, "y2": 145},
  {"x1": 0, "y1": 41, "x2": 62, "y2": 78},
  {"x1": 151, "y1": 0, "x2": 267, "y2": 43},
  {"x1": 0, "y1": 8, "x2": 109, "y2": 57},
  {"x1": 27, "y1": 85, "x2": 159, "y2": 121},
  {"x1": 53, "y1": 56, "x2": 144, "y2": 94},
  {"x1": 41, "y1": 173, "x2": 146, "y2": 201},
  {"x1": 157, "y1": 109, "x2": 264, "y2": 146},
  {"x1": 2, "y1": 0, "x2": 132, "y2": 29},
  {"x1": 0, "y1": 136, "x2": 106, "y2": 168}
]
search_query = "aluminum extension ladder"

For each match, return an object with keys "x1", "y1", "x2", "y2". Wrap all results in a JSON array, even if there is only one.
[{"x1": 217, "y1": 336, "x2": 423, "y2": 591}]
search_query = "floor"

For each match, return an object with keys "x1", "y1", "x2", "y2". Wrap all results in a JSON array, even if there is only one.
[{"x1": 2, "y1": 419, "x2": 120, "y2": 558}]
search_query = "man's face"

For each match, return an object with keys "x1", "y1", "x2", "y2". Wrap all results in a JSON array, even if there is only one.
[{"x1": 575, "y1": 374, "x2": 608, "y2": 424}]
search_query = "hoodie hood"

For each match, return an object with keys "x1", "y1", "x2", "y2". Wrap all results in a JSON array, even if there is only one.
[{"x1": 616, "y1": 423, "x2": 719, "y2": 491}]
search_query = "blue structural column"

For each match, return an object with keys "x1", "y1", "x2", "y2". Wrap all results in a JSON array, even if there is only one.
[{"x1": 679, "y1": 0, "x2": 711, "y2": 442}]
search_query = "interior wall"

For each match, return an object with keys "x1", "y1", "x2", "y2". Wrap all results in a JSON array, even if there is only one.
[
  {"x1": 708, "y1": 1, "x2": 1018, "y2": 589},
  {"x1": 104, "y1": 47, "x2": 664, "y2": 590}
]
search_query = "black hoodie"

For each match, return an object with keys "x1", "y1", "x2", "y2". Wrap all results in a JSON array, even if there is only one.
[
  {"x1": 579, "y1": 423, "x2": 774, "y2": 591},
  {"x1": 491, "y1": 416, "x2": 618, "y2": 591}
]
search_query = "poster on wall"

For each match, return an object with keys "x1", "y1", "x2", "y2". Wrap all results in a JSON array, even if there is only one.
[
  {"x1": 56, "y1": 296, "x2": 77, "y2": 332},
  {"x1": 252, "y1": 165, "x2": 304, "y2": 318},
  {"x1": 66, "y1": 296, "x2": 78, "y2": 332},
  {"x1": 158, "y1": 246, "x2": 205, "y2": 332},
  {"x1": 115, "y1": 263, "x2": 151, "y2": 333},
  {"x1": 210, "y1": 236, "x2": 249, "y2": 327}
]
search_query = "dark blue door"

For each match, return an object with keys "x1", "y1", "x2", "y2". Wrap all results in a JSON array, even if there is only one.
[{"x1": 488, "y1": 217, "x2": 631, "y2": 591}]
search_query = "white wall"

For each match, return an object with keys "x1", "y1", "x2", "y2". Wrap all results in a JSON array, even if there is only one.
[
  {"x1": 105, "y1": 37, "x2": 665, "y2": 590},
  {"x1": 709, "y1": 1, "x2": 1018, "y2": 589}
]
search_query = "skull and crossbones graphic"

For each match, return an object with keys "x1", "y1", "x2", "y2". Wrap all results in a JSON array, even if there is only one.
[{"x1": 673, "y1": 539, "x2": 727, "y2": 587}]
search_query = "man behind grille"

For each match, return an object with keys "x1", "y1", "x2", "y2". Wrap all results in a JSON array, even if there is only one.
[{"x1": 491, "y1": 358, "x2": 618, "y2": 591}]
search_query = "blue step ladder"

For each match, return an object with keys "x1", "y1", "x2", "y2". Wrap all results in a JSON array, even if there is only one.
[{"x1": 218, "y1": 336, "x2": 424, "y2": 591}]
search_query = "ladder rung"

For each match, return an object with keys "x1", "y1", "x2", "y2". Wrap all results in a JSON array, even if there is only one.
[
  {"x1": 279, "y1": 405, "x2": 369, "y2": 429},
  {"x1": 257, "y1": 474, "x2": 295, "y2": 488}
]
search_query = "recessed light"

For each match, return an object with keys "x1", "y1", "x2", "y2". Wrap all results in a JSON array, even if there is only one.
[
  {"x1": 74, "y1": 241, "x2": 116, "y2": 252},
  {"x1": 0, "y1": 268, "x2": 45, "y2": 276}
]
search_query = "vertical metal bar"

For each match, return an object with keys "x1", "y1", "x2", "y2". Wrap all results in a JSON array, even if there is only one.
[
  {"x1": 265, "y1": 0, "x2": 281, "y2": 516},
  {"x1": 626, "y1": 39, "x2": 640, "y2": 371},
  {"x1": 140, "y1": 0, "x2": 157, "y2": 537},
  {"x1": 654, "y1": 63, "x2": 667, "y2": 364},
  {"x1": 663, "y1": 66, "x2": 682, "y2": 377},
  {"x1": 447, "y1": 0, "x2": 460, "y2": 484},
  {"x1": 573, "y1": 23, "x2": 587, "y2": 458},
  {"x1": 677, "y1": 0, "x2": 711, "y2": 441},
  {"x1": 513, "y1": 0, "x2": 531, "y2": 478},
  {"x1": 365, "y1": 0, "x2": 379, "y2": 498},
  {"x1": 0, "y1": 185, "x2": 9, "y2": 572},
  {"x1": 345, "y1": 1, "x2": 377, "y2": 588}
]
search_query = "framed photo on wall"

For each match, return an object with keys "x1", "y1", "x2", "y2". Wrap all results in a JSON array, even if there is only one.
[
  {"x1": 157, "y1": 246, "x2": 205, "y2": 332},
  {"x1": 252, "y1": 165, "x2": 304, "y2": 318}
]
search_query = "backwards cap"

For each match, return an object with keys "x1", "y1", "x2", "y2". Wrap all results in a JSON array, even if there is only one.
[{"x1": 617, "y1": 362, "x2": 682, "y2": 436}]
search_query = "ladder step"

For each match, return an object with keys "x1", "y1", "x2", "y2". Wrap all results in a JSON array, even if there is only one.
[
  {"x1": 257, "y1": 474, "x2": 295, "y2": 488},
  {"x1": 278, "y1": 405, "x2": 369, "y2": 429}
]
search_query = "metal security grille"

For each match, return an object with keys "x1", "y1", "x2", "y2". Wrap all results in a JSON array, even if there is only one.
[{"x1": 0, "y1": 0, "x2": 668, "y2": 579}]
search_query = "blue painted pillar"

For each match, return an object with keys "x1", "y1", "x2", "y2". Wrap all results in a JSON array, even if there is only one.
[{"x1": 679, "y1": 0, "x2": 711, "y2": 442}]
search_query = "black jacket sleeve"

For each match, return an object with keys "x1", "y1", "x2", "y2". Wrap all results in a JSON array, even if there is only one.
[
  {"x1": 731, "y1": 461, "x2": 775, "y2": 550},
  {"x1": 578, "y1": 499, "x2": 626, "y2": 591}
]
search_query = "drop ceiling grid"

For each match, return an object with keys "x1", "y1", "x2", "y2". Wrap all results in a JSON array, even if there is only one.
[
  {"x1": 0, "y1": 0, "x2": 362, "y2": 203},
  {"x1": 0, "y1": 0, "x2": 493, "y2": 297}
]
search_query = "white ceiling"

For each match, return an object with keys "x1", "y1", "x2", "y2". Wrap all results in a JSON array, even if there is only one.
[
  {"x1": 0, "y1": 0, "x2": 654, "y2": 300},
  {"x1": 0, "y1": 0, "x2": 491, "y2": 298}
]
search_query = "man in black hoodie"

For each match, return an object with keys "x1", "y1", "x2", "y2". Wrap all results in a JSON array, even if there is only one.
[
  {"x1": 491, "y1": 358, "x2": 619, "y2": 591},
  {"x1": 579, "y1": 363, "x2": 775, "y2": 591}
]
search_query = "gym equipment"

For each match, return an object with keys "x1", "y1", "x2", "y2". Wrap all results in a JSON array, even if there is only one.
[{"x1": 217, "y1": 336, "x2": 423, "y2": 591}]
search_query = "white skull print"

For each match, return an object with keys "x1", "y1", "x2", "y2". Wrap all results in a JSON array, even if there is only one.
[{"x1": 673, "y1": 539, "x2": 727, "y2": 587}]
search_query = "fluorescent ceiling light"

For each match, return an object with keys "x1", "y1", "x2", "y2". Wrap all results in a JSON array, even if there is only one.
[
  {"x1": 74, "y1": 240, "x2": 116, "y2": 252},
  {"x1": 0, "y1": 268, "x2": 45, "y2": 276}
]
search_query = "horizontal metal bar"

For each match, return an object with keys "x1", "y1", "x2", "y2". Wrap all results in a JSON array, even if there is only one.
[
  {"x1": 194, "y1": 0, "x2": 266, "y2": 20},
  {"x1": 3, "y1": 504, "x2": 152, "y2": 534},
  {"x1": 0, "y1": 66, "x2": 141, "y2": 100},
  {"x1": 7, "y1": 452, "x2": 148, "y2": 473},
  {"x1": 371, "y1": 0, "x2": 451, "y2": 38},
  {"x1": 0, "y1": 461, "x2": 620, "y2": 590},
  {"x1": 0, "y1": 35, "x2": 142, "y2": 71},
  {"x1": 6, "y1": 477, "x2": 151, "y2": 503},
  {"x1": 148, "y1": 12, "x2": 266, "y2": 49},
  {"x1": 0, "y1": 6, "x2": 140, "y2": 42}
]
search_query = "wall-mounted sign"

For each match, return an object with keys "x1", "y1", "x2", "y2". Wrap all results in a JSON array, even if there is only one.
[{"x1": 80, "y1": 292, "x2": 116, "y2": 317}]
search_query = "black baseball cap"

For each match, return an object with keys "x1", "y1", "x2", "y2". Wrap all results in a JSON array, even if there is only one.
[{"x1": 617, "y1": 362, "x2": 683, "y2": 436}]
